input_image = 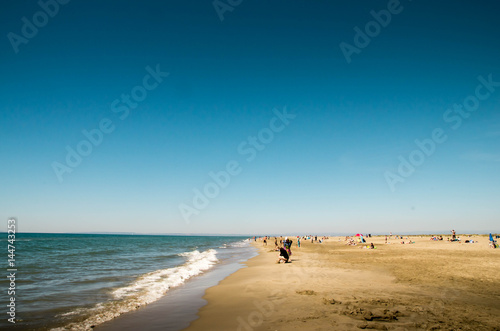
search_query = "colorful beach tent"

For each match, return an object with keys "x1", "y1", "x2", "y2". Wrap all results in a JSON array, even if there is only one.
[{"x1": 490, "y1": 233, "x2": 494, "y2": 242}]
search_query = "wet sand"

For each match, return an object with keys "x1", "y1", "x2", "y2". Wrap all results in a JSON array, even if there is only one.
[{"x1": 186, "y1": 235, "x2": 500, "y2": 330}]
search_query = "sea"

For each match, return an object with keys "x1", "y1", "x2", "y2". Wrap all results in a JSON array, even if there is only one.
[{"x1": 1, "y1": 233, "x2": 257, "y2": 330}]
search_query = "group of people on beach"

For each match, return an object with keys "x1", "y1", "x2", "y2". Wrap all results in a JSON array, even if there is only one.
[
  {"x1": 345, "y1": 234, "x2": 367, "y2": 246},
  {"x1": 254, "y1": 235, "x2": 327, "y2": 263},
  {"x1": 253, "y1": 236, "x2": 296, "y2": 263},
  {"x1": 259, "y1": 231, "x2": 499, "y2": 265},
  {"x1": 273, "y1": 235, "x2": 328, "y2": 262}
]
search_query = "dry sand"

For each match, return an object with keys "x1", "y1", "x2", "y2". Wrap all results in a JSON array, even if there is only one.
[{"x1": 186, "y1": 235, "x2": 500, "y2": 330}]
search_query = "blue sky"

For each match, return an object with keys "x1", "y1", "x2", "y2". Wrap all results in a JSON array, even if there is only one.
[{"x1": 1, "y1": 0, "x2": 499, "y2": 235}]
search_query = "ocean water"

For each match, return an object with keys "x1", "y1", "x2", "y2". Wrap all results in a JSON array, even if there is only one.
[{"x1": 1, "y1": 233, "x2": 255, "y2": 330}]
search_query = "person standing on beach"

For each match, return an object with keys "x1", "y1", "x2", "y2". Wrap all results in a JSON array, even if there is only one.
[
  {"x1": 297, "y1": 237, "x2": 300, "y2": 248},
  {"x1": 452, "y1": 229, "x2": 456, "y2": 240}
]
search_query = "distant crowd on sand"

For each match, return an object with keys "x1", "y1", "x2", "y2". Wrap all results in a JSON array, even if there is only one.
[
  {"x1": 253, "y1": 231, "x2": 499, "y2": 260},
  {"x1": 445, "y1": 230, "x2": 500, "y2": 248},
  {"x1": 253, "y1": 235, "x2": 329, "y2": 263},
  {"x1": 344, "y1": 234, "x2": 381, "y2": 248},
  {"x1": 344, "y1": 230, "x2": 500, "y2": 248},
  {"x1": 430, "y1": 230, "x2": 499, "y2": 246}
]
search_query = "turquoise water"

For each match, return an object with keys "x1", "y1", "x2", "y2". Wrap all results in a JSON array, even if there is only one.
[{"x1": 1, "y1": 233, "x2": 254, "y2": 330}]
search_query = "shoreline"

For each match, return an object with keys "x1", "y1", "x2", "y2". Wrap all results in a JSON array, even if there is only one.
[
  {"x1": 95, "y1": 242, "x2": 257, "y2": 331},
  {"x1": 185, "y1": 235, "x2": 500, "y2": 330}
]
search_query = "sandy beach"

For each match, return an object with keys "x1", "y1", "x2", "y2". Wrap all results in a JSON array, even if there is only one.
[{"x1": 186, "y1": 235, "x2": 500, "y2": 330}]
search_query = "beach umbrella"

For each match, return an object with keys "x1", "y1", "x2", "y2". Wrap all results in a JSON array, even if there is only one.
[
  {"x1": 355, "y1": 233, "x2": 361, "y2": 236},
  {"x1": 490, "y1": 233, "x2": 494, "y2": 242}
]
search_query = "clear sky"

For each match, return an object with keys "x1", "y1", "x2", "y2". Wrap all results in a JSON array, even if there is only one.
[{"x1": 1, "y1": 0, "x2": 499, "y2": 235}]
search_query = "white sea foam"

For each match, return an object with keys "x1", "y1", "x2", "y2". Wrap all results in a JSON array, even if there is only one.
[
  {"x1": 53, "y1": 249, "x2": 218, "y2": 331},
  {"x1": 112, "y1": 249, "x2": 218, "y2": 301},
  {"x1": 58, "y1": 308, "x2": 87, "y2": 317},
  {"x1": 229, "y1": 240, "x2": 249, "y2": 248}
]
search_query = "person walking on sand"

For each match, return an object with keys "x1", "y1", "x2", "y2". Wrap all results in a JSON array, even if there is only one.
[{"x1": 451, "y1": 229, "x2": 456, "y2": 240}]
